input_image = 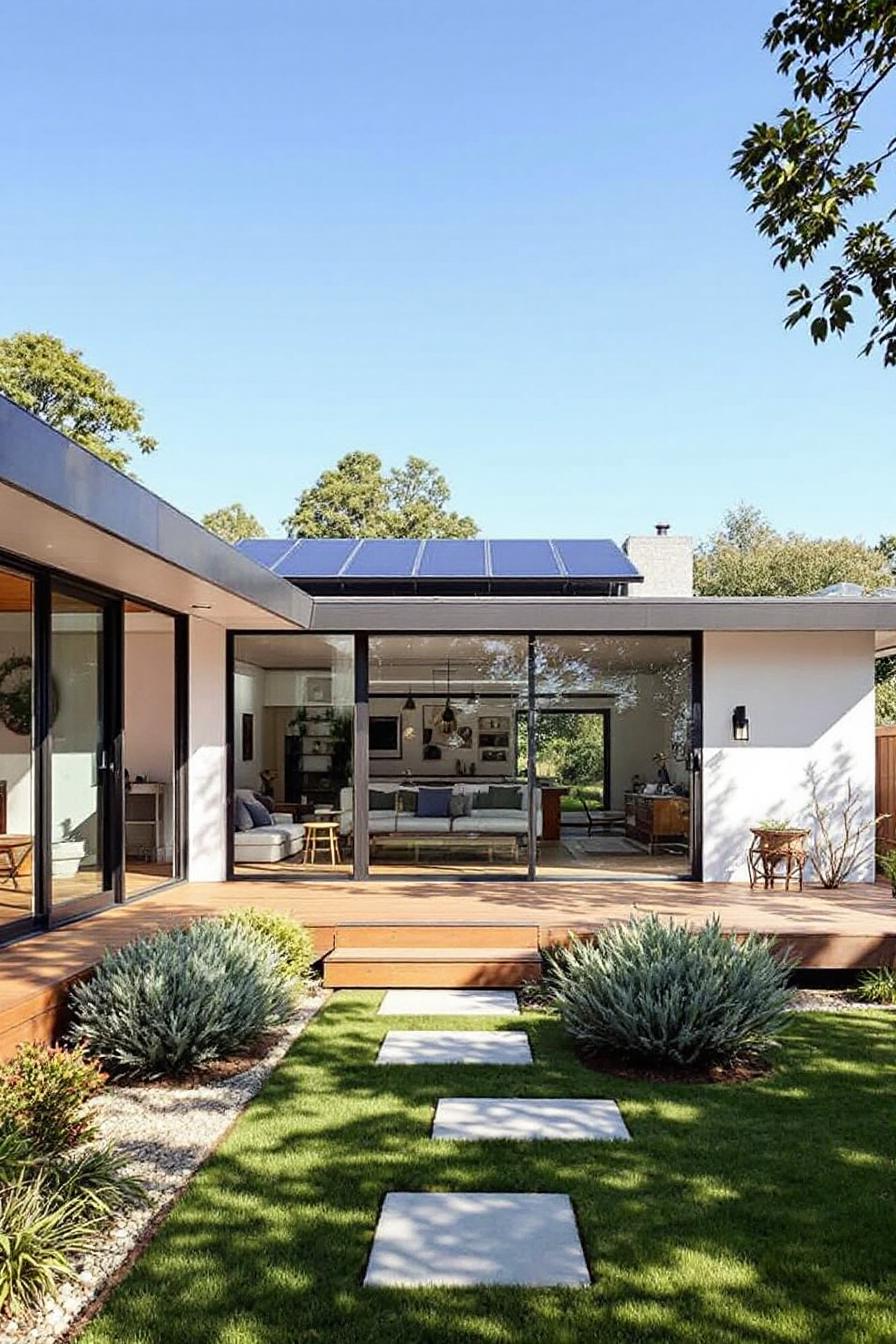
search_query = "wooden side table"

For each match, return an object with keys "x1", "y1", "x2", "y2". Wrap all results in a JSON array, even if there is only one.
[
  {"x1": 0, "y1": 835, "x2": 33, "y2": 889},
  {"x1": 302, "y1": 820, "x2": 342, "y2": 866}
]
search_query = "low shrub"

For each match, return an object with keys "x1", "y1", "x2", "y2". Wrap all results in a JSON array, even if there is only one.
[
  {"x1": 855, "y1": 966, "x2": 896, "y2": 1005},
  {"x1": 220, "y1": 907, "x2": 315, "y2": 983},
  {"x1": 0, "y1": 1043, "x2": 105, "y2": 1157},
  {"x1": 546, "y1": 913, "x2": 794, "y2": 1069},
  {"x1": 0, "y1": 1132, "x2": 141, "y2": 1317},
  {"x1": 69, "y1": 918, "x2": 294, "y2": 1079}
]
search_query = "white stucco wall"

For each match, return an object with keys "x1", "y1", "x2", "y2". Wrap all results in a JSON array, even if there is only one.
[
  {"x1": 187, "y1": 617, "x2": 227, "y2": 882},
  {"x1": 702, "y1": 631, "x2": 876, "y2": 883}
]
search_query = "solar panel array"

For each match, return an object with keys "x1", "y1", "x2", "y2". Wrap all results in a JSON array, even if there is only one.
[{"x1": 236, "y1": 537, "x2": 641, "y2": 583}]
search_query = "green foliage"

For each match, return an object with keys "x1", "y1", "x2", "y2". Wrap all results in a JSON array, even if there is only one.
[
  {"x1": 756, "y1": 817, "x2": 796, "y2": 831},
  {"x1": 284, "y1": 451, "x2": 477, "y2": 538},
  {"x1": 733, "y1": 3, "x2": 896, "y2": 364},
  {"x1": 877, "y1": 669, "x2": 896, "y2": 724},
  {"x1": 695, "y1": 503, "x2": 892, "y2": 596},
  {"x1": 855, "y1": 966, "x2": 896, "y2": 1004},
  {"x1": 201, "y1": 502, "x2": 267, "y2": 542},
  {"x1": 546, "y1": 914, "x2": 794, "y2": 1067},
  {"x1": 220, "y1": 907, "x2": 315, "y2": 983},
  {"x1": 0, "y1": 331, "x2": 156, "y2": 469},
  {"x1": 523, "y1": 712, "x2": 606, "y2": 791},
  {"x1": 0, "y1": 1133, "x2": 141, "y2": 1317},
  {"x1": 878, "y1": 845, "x2": 896, "y2": 888},
  {"x1": 0, "y1": 1043, "x2": 105, "y2": 1158},
  {"x1": 69, "y1": 918, "x2": 294, "y2": 1079}
]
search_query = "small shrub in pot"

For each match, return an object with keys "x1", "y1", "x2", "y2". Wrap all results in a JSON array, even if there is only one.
[
  {"x1": 546, "y1": 913, "x2": 794, "y2": 1069},
  {"x1": 69, "y1": 918, "x2": 294, "y2": 1079}
]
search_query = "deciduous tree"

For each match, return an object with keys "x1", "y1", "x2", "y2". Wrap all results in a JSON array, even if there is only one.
[
  {"x1": 0, "y1": 331, "x2": 156, "y2": 469},
  {"x1": 733, "y1": 2, "x2": 896, "y2": 364},
  {"x1": 284, "y1": 452, "x2": 477, "y2": 538},
  {"x1": 201, "y1": 503, "x2": 266, "y2": 542}
]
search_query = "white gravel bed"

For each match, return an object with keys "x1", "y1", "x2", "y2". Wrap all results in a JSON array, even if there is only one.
[
  {"x1": 789, "y1": 989, "x2": 894, "y2": 1013},
  {"x1": 3, "y1": 990, "x2": 329, "y2": 1344}
]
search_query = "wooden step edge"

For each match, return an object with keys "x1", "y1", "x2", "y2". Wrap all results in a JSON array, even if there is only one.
[{"x1": 325, "y1": 946, "x2": 542, "y2": 962}]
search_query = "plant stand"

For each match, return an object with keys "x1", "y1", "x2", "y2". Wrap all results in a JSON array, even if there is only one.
[{"x1": 747, "y1": 828, "x2": 809, "y2": 891}]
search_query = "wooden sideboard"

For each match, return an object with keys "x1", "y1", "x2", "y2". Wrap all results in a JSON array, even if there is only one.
[{"x1": 625, "y1": 792, "x2": 690, "y2": 853}]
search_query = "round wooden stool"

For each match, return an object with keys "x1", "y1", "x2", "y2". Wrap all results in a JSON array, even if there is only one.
[{"x1": 302, "y1": 820, "x2": 342, "y2": 866}]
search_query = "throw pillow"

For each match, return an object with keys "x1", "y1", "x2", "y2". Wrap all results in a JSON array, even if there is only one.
[
  {"x1": 486, "y1": 785, "x2": 524, "y2": 810},
  {"x1": 397, "y1": 788, "x2": 418, "y2": 813},
  {"x1": 234, "y1": 798, "x2": 255, "y2": 832},
  {"x1": 244, "y1": 797, "x2": 273, "y2": 827},
  {"x1": 449, "y1": 793, "x2": 473, "y2": 818},
  {"x1": 369, "y1": 788, "x2": 395, "y2": 811},
  {"x1": 416, "y1": 788, "x2": 453, "y2": 819}
]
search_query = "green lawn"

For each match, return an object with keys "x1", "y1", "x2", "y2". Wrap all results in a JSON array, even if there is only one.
[{"x1": 82, "y1": 996, "x2": 895, "y2": 1344}]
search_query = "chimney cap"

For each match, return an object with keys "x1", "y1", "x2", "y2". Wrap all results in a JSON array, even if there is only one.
[{"x1": 655, "y1": 522, "x2": 670, "y2": 536}]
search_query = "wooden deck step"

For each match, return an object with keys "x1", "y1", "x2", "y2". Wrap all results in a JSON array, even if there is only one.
[
  {"x1": 323, "y1": 945, "x2": 542, "y2": 989},
  {"x1": 333, "y1": 923, "x2": 540, "y2": 950}
]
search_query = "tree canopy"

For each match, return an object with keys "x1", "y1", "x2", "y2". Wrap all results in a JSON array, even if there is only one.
[
  {"x1": 201, "y1": 503, "x2": 267, "y2": 542},
  {"x1": 283, "y1": 452, "x2": 477, "y2": 538},
  {"x1": 0, "y1": 331, "x2": 156, "y2": 470},
  {"x1": 694, "y1": 503, "x2": 892, "y2": 596},
  {"x1": 733, "y1": 1, "x2": 896, "y2": 364}
]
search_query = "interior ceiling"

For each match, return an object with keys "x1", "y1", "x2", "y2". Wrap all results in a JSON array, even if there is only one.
[{"x1": 234, "y1": 632, "x2": 692, "y2": 678}]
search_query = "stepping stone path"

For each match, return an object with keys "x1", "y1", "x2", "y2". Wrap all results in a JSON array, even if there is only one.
[
  {"x1": 432, "y1": 1097, "x2": 631, "y2": 1142},
  {"x1": 378, "y1": 988, "x2": 520, "y2": 1016},
  {"x1": 364, "y1": 1192, "x2": 591, "y2": 1287},
  {"x1": 366, "y1": 988, "x2": 627, "y2": 1287},
  {"x1": 377, "y1": 1030, "x2": 533, "y2": 1066}
]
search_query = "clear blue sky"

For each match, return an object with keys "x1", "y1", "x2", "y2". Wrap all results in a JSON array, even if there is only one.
[{"x1": 2, "y1": 1, "x2": 891, "y2": 544}]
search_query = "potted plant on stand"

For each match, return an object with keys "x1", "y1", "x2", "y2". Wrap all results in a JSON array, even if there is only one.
[{"x1": 748, "y1": 818, "x2": 810, "y2": 890}]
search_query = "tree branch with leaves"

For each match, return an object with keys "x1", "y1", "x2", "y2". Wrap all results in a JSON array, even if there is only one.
[{"x1": 733, "y1": 1, "x2": 896, "y2": 364}]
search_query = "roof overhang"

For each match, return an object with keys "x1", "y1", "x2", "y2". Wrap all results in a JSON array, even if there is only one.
[
  {"x1": 0, "y1": 396, "x2": 311, "y2": 629},
  {"x1": 307, "y1": 594, "x2": 896, "y2": 636}
]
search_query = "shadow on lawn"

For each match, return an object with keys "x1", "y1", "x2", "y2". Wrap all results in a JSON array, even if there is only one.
[{"x1": 80, "y1": 994, "x2": 896, "y2": 1344}]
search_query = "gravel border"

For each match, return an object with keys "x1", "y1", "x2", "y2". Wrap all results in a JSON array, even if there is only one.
[
  {"x1": 3, "y1": 990, "x2": 330, "y2": 1344},
  {"x1": 789, "y1": 988, "x2": 895, "y2": 1013}
]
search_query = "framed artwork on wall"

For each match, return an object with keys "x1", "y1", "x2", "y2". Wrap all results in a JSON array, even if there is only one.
[
  {"x1": 370, "y1": 715, "x2": 402, "y2": 759},
  {"x1": 241, "y1": 712, "x2": 254, "y2": 762}
]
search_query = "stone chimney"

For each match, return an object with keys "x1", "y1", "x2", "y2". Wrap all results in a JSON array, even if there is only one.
[{"x1": 623, "y1": 524, "x2": 694, "y2": 597}]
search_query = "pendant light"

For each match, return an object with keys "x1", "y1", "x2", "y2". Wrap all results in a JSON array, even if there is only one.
[
  {"x1": 440, "y1": 660, "x2": 457, "y2": 731},
  {"x1": 403, "y1": 688, "x2": 416, "y2": 711}
]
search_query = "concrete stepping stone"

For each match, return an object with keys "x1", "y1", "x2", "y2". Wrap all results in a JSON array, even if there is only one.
[
  {"x1": 432, "y1": 1097, "x2": 631, "y2": 1141},
  {"x1": 376, "y1": 1030, "x2": 532, "y2": 1065},
  {"x1": 364, "y1": 1192, "x2": 590, "y2": 1287},
  {"x1": 378, "y1": 989, "x2": 519, "y2": 1017}
]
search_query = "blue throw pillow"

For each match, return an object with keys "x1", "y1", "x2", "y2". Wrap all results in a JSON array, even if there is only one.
[
  {"x1": 416, "y1": 788, "x2": 453, "y2": 819},
  {"x1": 244, "y1": 797, "x2": 273, "y2": 828},
  {"x1": 234, "y1": 798, "x2": 255, "y2": 832}
]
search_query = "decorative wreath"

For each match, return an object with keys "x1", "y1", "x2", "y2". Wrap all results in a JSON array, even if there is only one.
[{"x1": 0, "y1": 655, "x2": 59, "y2": 736}]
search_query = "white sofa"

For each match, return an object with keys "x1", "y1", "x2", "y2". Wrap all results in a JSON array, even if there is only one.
[
  {"x1": 233, "y1": 789, "x2": 305, "y2": 864},
  {"x1": 339, "y1": 781, "x2": 541, "y2": 841}
]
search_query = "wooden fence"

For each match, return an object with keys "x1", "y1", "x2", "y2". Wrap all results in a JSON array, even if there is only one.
[{"x1": 876, "y1": 725, "x2": 896, "y2": 854}]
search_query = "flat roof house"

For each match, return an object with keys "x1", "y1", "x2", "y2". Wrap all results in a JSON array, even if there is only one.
[{"x1": 1, "y1": 394, "x2": 895, "y2": 1041}]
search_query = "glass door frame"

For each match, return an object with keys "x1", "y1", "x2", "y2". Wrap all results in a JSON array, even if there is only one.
[{"x1": 46, "y1": 579, "x2": 122, "y2": 928}]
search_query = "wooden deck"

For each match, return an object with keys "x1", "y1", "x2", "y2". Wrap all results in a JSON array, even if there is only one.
[{"x1": 1, "y1": 877, "x2": 894, "y2": 1057}]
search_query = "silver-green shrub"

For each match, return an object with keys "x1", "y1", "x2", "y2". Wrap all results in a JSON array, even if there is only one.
[
  {"x1": 69, "y1": 918, "x2": 293, "y2": 1079},
  {"x1": 546, "y1": 914, "x2": 794, "y2": 1067}
]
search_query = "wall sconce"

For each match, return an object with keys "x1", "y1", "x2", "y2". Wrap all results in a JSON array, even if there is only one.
[{"x1": 732, "y1": 705, "x2": 750, "y2": 742}]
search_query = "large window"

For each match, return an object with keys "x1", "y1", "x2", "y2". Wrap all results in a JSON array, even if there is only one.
[
  {"x1": 367, "y1": 636, "x2": 529, "y2": 877},
  {"x1": 232, "y1": 635, "x2": 353, "y2": 878},
  {"x1": 533, "y1": 635, "x2": 694, "y2": 877},
  {"x1": 0, "y1": 567, "x2": 35, "y2": 934}
]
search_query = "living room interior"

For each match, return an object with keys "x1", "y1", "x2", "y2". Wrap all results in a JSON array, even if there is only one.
[{"x1": 230, "y1": 630, "x2": 694, "y2": 880}]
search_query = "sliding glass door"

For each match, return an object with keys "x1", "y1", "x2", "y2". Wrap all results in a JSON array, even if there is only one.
[{"x1": 49, "y1": 586, "x2": 117, "y2": 921}]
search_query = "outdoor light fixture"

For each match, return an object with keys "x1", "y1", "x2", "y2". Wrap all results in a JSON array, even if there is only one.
[
  {"x1": 732, "y1": 705, "x2": 750, "y2": 742},
  {"x1": 403, "y1": 688, "x2": 416, "y2": 711}
]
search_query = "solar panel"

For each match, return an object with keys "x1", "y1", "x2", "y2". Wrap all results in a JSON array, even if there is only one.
[
  {"x1": 489, "y1": 539, "x2": 560, "y2": 579},
  {"x1": 284, "y1": 539, "x2": 359, "y2": 576},
  {"x1": 554, "y1": 539, "x2": 641, "y2": 580},
  {"x1": 417, "y1": 539, "x2": 487, "y2": 578},
  {"x1": 234, "y1": 539, "x2": 295, "y2": 568},
  {"x1": 343, "y1": 538, "x2": 422, "y2": 578}
]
